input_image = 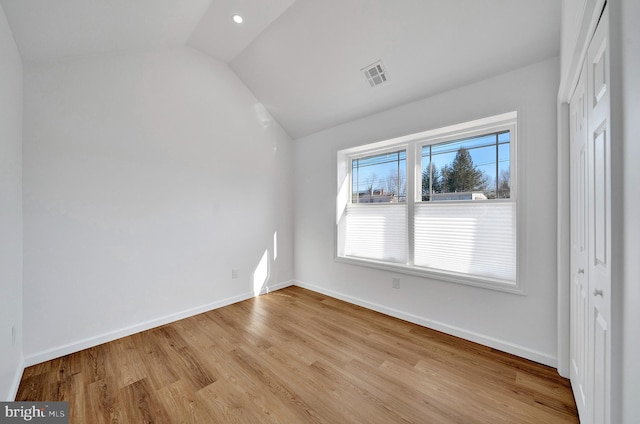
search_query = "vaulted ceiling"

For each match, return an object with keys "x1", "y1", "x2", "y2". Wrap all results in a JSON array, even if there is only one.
[{"x1": 0, "y1": 0, "x2": 560, "y2": 138}]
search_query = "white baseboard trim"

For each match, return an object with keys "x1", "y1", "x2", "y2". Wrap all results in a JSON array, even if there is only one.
[
  {"x1": 24, "y1": 280, "x2": 294, "y2": 367},
  {"x1": 20, "y1": 278, "x2": 554, "y2": 375},
  {"x1": 257, "y1": 280, "x2": 294, "y2": 295},
  {"x1": 8, "y1": 358, "x2": 24, "y2": 401},
  {"x1": 293, "y1": 280, "x2": 557, "y2": 368}
]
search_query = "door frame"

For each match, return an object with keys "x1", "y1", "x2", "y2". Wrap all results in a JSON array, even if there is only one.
[
  {"x1": 558, "y1": 1, "x2": 627, "y2": 423},
  {"x1": 557, "y1": 0, "x2": 606, "y2": 380}
]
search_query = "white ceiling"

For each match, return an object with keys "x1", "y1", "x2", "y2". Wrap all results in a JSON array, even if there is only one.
[
  {"x1": 230, "y1": 0, "x2": 561, "y2": 138},
  {"x1": 0, "y1": 0, "x2": 561, "y2": 139},
  {"x1": 0, "y1": 0, "x2": 212, "y2": 62},
  {"x1": 188, "y1": 0, "x2": 297, "y2": 63}
]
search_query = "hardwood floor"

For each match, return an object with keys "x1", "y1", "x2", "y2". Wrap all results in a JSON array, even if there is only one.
[{"x1": 17, "y1": 286, "x2": 578, "y2": 423}]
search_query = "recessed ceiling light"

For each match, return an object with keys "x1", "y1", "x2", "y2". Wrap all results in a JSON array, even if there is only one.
[{"x1": 232, "y1": 15, "x2": 244, "y2": 24}]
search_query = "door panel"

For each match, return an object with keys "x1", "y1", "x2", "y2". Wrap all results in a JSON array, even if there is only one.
[
  {"x1": 591, "y1": 42, "x2": 607, "y2": 105},
  {"x1": 593, "y1": 310, "x2": 608, "y2": 423},
  {"x1": 569, "y1": 5, "x2": 611, "y2": 424},
  {"x1": 569, "y1": 60, "x2": 589, "y2": 420},
  {"x1": 586, "y1": 5, "x2": 611, "y2": 424},
  {"x1": 593, "y1": 126, "x2": 607, "y2": 266}
]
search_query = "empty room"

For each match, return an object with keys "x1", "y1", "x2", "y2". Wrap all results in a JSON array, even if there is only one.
[{"x1": 1, "y1": 0, "x2": 638, "y2": 423}]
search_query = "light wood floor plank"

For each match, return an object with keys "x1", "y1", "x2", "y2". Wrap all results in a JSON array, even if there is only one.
[{"x1": 16, "y1": 286, "x2": 578, "y2": 423}]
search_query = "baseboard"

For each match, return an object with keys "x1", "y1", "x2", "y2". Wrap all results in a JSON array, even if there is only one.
[
  {"x1": 293, "y1": 280, "x2": 557, "y2": 368},
  {"x1": 24, "y1": 280, "x2": 294, "y2": 367},
  {"x1": 20, "y1": 278, "x2": 554, "y2": 373},
  {"x1": 8, "y1": 358, "x2": 24, "y2": 400},
  {"x1": 257, "y1": 279, "x2": 294, "y2": 295}
]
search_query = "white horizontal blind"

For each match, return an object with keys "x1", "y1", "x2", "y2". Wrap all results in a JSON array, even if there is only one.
[
  {"x1": 344, "y1": 204, "x2": 407, "y2": 263},
  {"x1": 414, "y1": 201, "x2": 516, "y2": 282}
]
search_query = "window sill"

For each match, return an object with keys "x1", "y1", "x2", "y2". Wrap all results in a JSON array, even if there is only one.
[{"x1": 335, "y1": 255, "x2": 525, "y2": 295}]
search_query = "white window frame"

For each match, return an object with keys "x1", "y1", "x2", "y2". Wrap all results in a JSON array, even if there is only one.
[{"x1": 336, "y1": 112, "x2": 525, "y2": 294}]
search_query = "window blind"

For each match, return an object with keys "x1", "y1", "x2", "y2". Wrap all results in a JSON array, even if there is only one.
[
  {"x1": 344, "y1": 204, "x2": 407, "y2": 263},
  {"x1": 414, "y1": 201, "x2": 516, "y2": 282}
]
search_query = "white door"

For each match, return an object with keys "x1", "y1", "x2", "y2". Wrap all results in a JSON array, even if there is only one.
[
  {"x1": 568, "y1": 5, "x2": 611, "y2": 424},
  {"x1": 569, "y1": 60, "x2": 589, "y2": 421},
  {"x1": 586, "y1": 5, "x2": 611, "y2": 424}
]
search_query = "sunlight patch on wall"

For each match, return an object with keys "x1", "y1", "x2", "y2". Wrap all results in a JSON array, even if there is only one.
[
  {"x1": 273, "y1": 232, "x2": 278, "y2": 260},
  {"x1": 252, "y1": 249, "x2": 270, "y2": 296}
]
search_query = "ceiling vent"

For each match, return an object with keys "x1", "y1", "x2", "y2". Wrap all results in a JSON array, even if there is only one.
[{"x1": 362, "y1": 60, "x2": 389, "y2": 87}]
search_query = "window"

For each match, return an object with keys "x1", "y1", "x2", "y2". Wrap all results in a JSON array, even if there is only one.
[
  {"x1": 352, "y1": 150, "x2": 406, "y2": 203},
  {"x1": 342, "y1": 149, "x2": 408, "y2": 263},
  {"x1": 421, "y1": 131, "x2": 511, "y2": 201},
  {"x1": 336, "y1": 112, "x2": 521, "y2": 292}
]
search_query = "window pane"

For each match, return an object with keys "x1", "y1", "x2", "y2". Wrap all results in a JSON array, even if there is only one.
[
  {"x1": 352, "y1": 150, "x2": 406, "y2": 203},
  {"x1": 431, "y1": 133, "x2": 495, "y2": 154},
  {"x1": 467, "y1": 144, "x2": 496, "y2": 197},
  {"x1": 422, "y1": 131, "x2": 510, "y2": 201},
  {"x1": 498, "y1": 140, "x2": 511, "y2": 199}
]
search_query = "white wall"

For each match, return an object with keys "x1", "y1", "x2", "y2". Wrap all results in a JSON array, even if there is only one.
[
  {"x1": 293, "y1": 58, "x2": 560, "y2": 366},
  {"x1": 22, "y1": 47, "x2": 294, "y2": 363},
  {"x1": 0, "y1": 3, "x2": 23, "y2": 400}
]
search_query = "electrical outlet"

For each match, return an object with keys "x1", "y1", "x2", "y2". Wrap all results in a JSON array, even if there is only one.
[
  {"x1": 392, "y1": 277, "x2": 400, "y2": 289},
  {"x1": 12, "y1": 325, "x2": 16, "y2": 345},
  {"x1": 231, "y1": 269, "x2": 239, "y2": 279}
]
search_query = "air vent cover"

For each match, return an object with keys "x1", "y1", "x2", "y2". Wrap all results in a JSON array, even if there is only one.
[{"x1": 362, "y1": 60, "x2": 389, "y2": 87}]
